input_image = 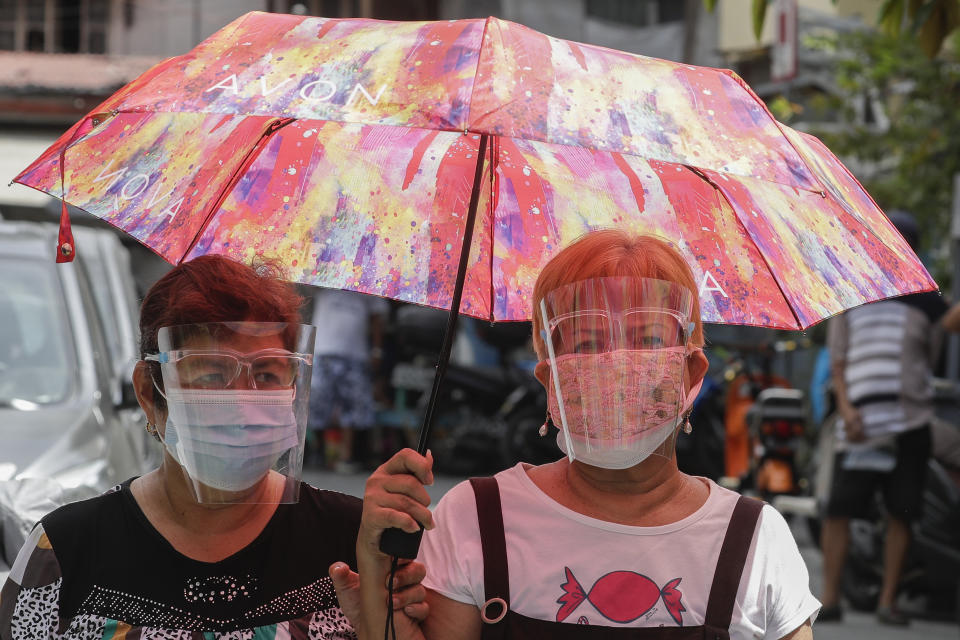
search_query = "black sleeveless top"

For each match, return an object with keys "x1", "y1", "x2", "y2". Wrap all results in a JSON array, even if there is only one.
[{"x1": 470, "y1": 477, "x2": 763, "y2": 640}]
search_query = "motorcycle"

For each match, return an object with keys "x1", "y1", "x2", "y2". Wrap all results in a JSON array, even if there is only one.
[
  {"x1": 681, "y1": 331, "x2": 812, "y2": 488},
  {"x1": 745, "y1": 387, "x2": 809, "y2": 499},
  {"x1": 710, "y1": 336, "x2": 811, "y2": 496},
  {"x1": 383, "y1": 305, "x2": 551, "y2": 476}
]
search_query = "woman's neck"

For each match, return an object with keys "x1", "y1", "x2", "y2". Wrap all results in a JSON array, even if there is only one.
[
  {"x1": 130, "y1": 459, "x2": 282, "y2": 562},
  {"x1": 527, "y1": 456, "x2": 709, "y2": 526}
]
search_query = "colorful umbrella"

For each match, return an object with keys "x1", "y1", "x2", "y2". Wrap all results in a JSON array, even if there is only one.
[{"x1": 14, "y1": 11, "x2": 934, "y2": 331}]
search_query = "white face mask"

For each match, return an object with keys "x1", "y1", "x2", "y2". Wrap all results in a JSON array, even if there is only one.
[
  {"x1": 162, "y1": 388, "x2": 300, "y2": 492},
  {"x1": 549, "y1": 349, "x2": 703, "y2": 469}
]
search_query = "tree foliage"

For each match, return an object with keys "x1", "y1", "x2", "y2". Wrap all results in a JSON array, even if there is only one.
[
  {"x1": 704, "y1": 0, "x2": 960, "y2": 58},
  {"x1": 879, "y1": 0, "x2": 960, "y2": 58}
]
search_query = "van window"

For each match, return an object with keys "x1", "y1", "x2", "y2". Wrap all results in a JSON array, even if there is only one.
[
  {"x1": 78, "y1": 246, "x2": 122, "y2": 368},
  {"x1": 0, "y1": 258, "x2": 76, "y2": 405}
]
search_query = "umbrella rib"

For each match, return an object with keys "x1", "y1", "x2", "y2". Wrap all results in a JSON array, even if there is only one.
[
  {"x1": 181, "y1": 117, "x2": 295, "y2": 263},
  {"x1": 463, "y1": 16, "x2": 494, "y2": 132},
  {"x1": 721, "y1": 69, "x2": 831, "y2": 197},
  {"x1": 779, "y1": 127, "x2": 927, "y2": 262},
  {"x1": 686, "y1": 165, "x2": 804, "y2": 331}
]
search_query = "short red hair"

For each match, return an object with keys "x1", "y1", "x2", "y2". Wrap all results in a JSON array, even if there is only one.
[
  {"x1": 532, "y1": 230, "x2": 704, "y2": 358},
  {"x1": 139, "y1": 254, "x2": 303, "y2": 360}
]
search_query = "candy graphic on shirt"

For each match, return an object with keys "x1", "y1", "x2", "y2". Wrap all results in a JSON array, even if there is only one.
[{"x1": 556, "y1": 567, "x2": 685, "y2": 625}]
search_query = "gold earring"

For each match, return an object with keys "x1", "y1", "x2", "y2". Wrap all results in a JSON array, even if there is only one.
[{"x1": 145, "y1": 421, "x2": 161, "y2": 442}]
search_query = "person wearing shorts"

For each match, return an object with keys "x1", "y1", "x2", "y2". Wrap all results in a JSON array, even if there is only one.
[{"x1": 820, "y1": 210, "x2": 960, "y2": 626}]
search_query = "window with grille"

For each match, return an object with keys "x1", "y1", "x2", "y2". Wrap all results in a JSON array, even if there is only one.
[
  {"x1": 0, "y1": 0, "x2": 109, "y2": 53},
  {"x1": 585, "y1": 0, "x2": 685, "y2": 27}
]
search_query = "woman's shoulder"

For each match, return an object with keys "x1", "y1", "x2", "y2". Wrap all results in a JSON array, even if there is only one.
[
  {"x1": 41, "y1": 480, "x2": 130, "y2": 539},
  {"x1": 700, "y1": 481, "x2": 796, "y2": 547},
  {"x1": 295, "y1": 483, "x2": 363, "y2": 531},
  {"x1": 299, "y1": 483, "x2": 362, "y2": 513},
  {"x1": 432, "y1": 465, "x2": 528, "y2": 512}
]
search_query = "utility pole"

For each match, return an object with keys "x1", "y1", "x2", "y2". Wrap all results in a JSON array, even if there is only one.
[
  {"x1": 192, "y1": 0, "x2": 201, "y2": 46},
  {"x1": 682, "y1": 0, "x2": 699, "y2": 64}
]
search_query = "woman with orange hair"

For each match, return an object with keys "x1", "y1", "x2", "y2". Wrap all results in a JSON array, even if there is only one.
[{"x1": 361, "y1": 230, "x2": 819, "y2": 640}]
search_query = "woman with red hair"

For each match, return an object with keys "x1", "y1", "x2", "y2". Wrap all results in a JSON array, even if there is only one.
[
  {"x1": 0, "y1": 255, "x2": 429, "y2": 640},
  {"x1": 362, "y1": 230, "x2": 819, "y2": 640}
]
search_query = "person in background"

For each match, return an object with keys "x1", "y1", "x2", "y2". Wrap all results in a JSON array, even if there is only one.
[
  {"x1": 358, "y1": 230, "x2": 819, "y2": 640},
  {"x1": 309, "y1": 289, "x2": 389, "y2": 472},
  {"x1": 0, "y1": 255, "x2": 426, "y2": 640},
  {"x1": 819, "y1": 210, "x2": 960, "y2": 626}
]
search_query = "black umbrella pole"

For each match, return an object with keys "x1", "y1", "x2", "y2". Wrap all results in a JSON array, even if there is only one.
[{"x1": 380, "y1": 132, "x2": 489, "y2": 559}]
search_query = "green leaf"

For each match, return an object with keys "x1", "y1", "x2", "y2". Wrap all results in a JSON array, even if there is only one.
[
  {"x1": 752, "y1": 0, "x2": 768, "y2": 41},
  {"x1": 703, "y1": 0, "x2": 718, "y2": 12},
  {"x1": 879, "y1": 0, "x2": 906, "y2": 35}
]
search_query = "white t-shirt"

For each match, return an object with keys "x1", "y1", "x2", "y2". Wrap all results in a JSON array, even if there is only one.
[
  {"x1": 311, "y1": 289, "x2": 388, "y2": 358},
  {"x1": 419, "y1": 464, "x2": 820, "y2": 640}
]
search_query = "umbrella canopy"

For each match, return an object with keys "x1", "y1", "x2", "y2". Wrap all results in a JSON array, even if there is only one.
[{"x1": 15, "y1": 11, "x2": 934, "y2": 330}]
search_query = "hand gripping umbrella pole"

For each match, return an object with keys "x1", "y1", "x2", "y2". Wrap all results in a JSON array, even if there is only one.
[{"x1": 379, "y1": 133, "x2": 490, "y2": 559}]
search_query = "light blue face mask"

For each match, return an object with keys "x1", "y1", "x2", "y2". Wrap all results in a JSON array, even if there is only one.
[{"x1": 162, "y1": 388, "x2": 300, "y2": 493}]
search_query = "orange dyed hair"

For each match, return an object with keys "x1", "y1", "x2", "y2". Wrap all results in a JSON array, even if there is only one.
[{"x1": 532, "y1": 230, "x2": 704, "y2": 358}]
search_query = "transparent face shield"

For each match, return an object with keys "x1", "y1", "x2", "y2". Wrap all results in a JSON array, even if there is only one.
[
  {"x1": 144, "y1": 322, "x2": 315, "y2": 504},
  {"x1": 539, "y1": 277, "x2": 699, "y2": 469}
]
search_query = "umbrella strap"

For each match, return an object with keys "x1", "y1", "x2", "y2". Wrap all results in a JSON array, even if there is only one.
[
  {"x1": 54, "y1": 111, "x2": 113, "y2": 263},
  {"x1": 56, "y1": 145, "x2": 74, "y2": 263}
]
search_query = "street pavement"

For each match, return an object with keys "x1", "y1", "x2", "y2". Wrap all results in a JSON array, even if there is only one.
[{"x1": 304, "y1": 464, "x2": 958, "y2": 639}]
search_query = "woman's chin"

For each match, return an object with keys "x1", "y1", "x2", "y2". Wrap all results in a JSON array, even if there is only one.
[{"x1": 191, "y1": 474, "x2": 273, "y2": 504}]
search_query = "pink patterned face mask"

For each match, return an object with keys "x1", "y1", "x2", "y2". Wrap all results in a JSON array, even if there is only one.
[{"x1": 545, "y1": 347, "x2": 701, "y2": 469}]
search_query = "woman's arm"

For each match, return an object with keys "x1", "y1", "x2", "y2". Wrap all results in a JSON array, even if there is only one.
[
  {"x1": 779, "y1": 620, "x2": 813, "y2": 640},
  {"x1": 355, "y1": 449, "x2": 435, "y2": 640},
  {"x1": 942, "y1": 301, "x2": 960, "y2": 333},
  {"x1": 422, "y1": 589, "x2": 482, "y2": 640}
]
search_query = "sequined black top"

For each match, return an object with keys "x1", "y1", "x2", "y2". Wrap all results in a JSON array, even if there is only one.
[{"x1": 0, "y1": 480, "x2": 361, "y2": 639}]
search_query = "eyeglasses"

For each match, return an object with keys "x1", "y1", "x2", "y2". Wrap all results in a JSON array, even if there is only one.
[
  {"x1": 144, "y1": 349, "x2": 311, "y2": 390},
  {"x1": 547, "y1": 309, "x2": 690, "y2": 355}
]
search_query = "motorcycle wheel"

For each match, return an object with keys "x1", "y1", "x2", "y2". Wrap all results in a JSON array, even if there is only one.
[{"x1": 842, "y1": 518, "x2": 884, "y2": 612}]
